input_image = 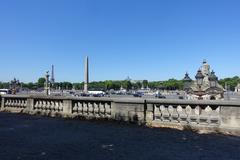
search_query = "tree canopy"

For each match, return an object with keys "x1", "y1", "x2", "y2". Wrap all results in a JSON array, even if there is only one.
[{"x1": 1, "y1": 76, "x2": 240, "y2": 91}]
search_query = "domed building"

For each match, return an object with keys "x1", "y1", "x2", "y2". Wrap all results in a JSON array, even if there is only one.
[{"x1": 183, "y1": 60, "x2": 224, "y2": 100}]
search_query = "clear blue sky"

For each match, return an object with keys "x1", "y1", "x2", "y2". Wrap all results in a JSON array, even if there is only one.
[{"x1": 0, "y1": 0, "x2": 240, "y2": 83}]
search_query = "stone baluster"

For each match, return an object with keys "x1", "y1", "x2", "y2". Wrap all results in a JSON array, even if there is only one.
[
  {"x1": 94, "y1": 102, "x2": 100, "y2": 117},
  {"x1": 19, "y1": 99, "x2": 24, "y2": 108},
  {"x1": 59, "y1": 101, "x2": 63, "y2": 111},
  {"x1": 10, "y1": 99, "x2": 13, "y2": 107},
  {"x1": 185, "y1": 105, "x2": 192, "y2": 124},
  {"x1": 154, "y1": 105, "x2": 161, "y2": 121},
  {"x1": 105, "y1": 103, "x2": 111, "y2": 118},
  {"x1": 88, "y1": 103, "x2": 94, "y2": 117},
  {"x1": 18, "y1": 100, "x2": 21, "y2": 108},
  {"x1": 83, "y1": 102, "x2": 88, "y2": 116},
  {"x1": 207, "y1": 106, "x2": 214, "y2": 124},
  {"x1": 40, "y1": 101, "x2": 43, "y2": 110},
  {"x1": 189, "y1": 105, "x2": 200, "y2": 124},
  {"x1": 169, "y1": 105, "x2": 179, "y2": 123},
  {"x1": 199, "y1": 105, "x2": 211, "y2": 125},
  {"x1": 99, "y1": 103, "x2": 105, "y2": 117},
  {"x1": 177, "y1": 105, "x2": 187, "y2": 124},
  {"x1": 160, "y1": 105, "x2": 170, "y2": 122},
  {"x1": 209, "y1": 106, "x2": 220, "y2": 126},
  {"x1": 78, "y1": 102, "x2": 83, "y2": 115},
  {"x1": 34, "y1": 101, "x2": 39, "y2": 110},
  {"x1": 42, "y1": 101, "x2": 46, "y2": 110},
  {"x1": 73, "y1": 102, "x2": 78, "y2": 113},
  {"x1": 54, "y1": 101, "x2": 59, "y2": 112},
  {"x1": 49, "y1": 100, "x2": 54, "y2": 112}
]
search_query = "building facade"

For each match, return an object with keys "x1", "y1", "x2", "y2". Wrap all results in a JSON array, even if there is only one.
[{"x1": 183, "y1": 60, "x2": 224, "y2": 100}]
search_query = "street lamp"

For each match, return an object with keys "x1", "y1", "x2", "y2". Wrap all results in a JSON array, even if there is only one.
[
  {"x1": 45, "y1": 71, "x2": 50, "y2": 96},
  {"x1": 209, "y1": 70, "x2": 218, "y2": 88},
  {"x1": 195, "y1": 69, "x2": 204, "y2": 86},
  {"x1": 183, "y1": 72, "x2": 192, "y2": 92},
  {"x1": 10, "y1": 78, "x2": 21, "y2": 94},
  {"x1": 195, "y1": 69, "x2": 204, "y2": 100}
]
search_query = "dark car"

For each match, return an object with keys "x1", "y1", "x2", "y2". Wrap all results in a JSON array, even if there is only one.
[
  {"x1": 133, "y1": 92, "x2": 143, "y2": 97},
  {"x1": 80, "y1": 93, "x2": 90, "y2": 97},
  {"x1": 92, "y1": 94, "x2": 103, "y2": 97},
  {"x1": 155, "y1": 94, "x2": 166, "y2": 99},
  {"x1": 178, "y1": 96, "x2": 184, "y2": 99}
]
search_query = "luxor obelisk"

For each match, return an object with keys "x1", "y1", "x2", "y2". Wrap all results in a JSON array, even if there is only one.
[{"x1": 84, "y1": 56, "x2": 89, "y2": 93}]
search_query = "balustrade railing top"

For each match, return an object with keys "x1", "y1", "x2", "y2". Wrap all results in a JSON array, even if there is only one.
[
  {"x1": 146, "y1": 99, "x2": 240, "y2": 107},
  {"x1": 1, "y1": 94, "x2": 240, "y2": 107}
]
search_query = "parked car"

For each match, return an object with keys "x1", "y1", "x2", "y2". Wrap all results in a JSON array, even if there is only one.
[
  {"x1": 133, "y1": 92, "x2": 143, "y2": 97},
  {"x1": 155, "y1": 93, "x2": 166, "y2": 99},
  {"x1": 92, "y1": 93, "x2": 103, "y2": 97},
  {"x1": 0, "y1": 89, "x2": 11, "y2": 95},
  {"x1": 178, "y1": 96, "x2": 184, "y2": 99},
  {"x1": 80, "y1": 93, "x2": 90, "y2": 97}
]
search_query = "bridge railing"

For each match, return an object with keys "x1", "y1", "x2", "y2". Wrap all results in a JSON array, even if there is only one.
[
  {"x1": 0, "y1": 95, "x2": 114, "y2": 119},
  {"x1": 72, "y1": 98, "x2": 112, "y2": 119},
  {"x1": 33, "y1": 97, "x2": 64, "y2": 114},
  {"x1": 146, "y1": 100, "x2": 224, "y2": 127},
  {"x1": 1, "y1": 95, "x2": 28, "y2": 112},
  {"x1": 1, "y1": 95, "x2": 240, "y2": 134},
  {"x1": 145, "y1": 99, "x2": 240, "y2": 130}
]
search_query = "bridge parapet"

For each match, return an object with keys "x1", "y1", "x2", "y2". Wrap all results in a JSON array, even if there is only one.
[{"x1": 1, "y1": 95, "x2": 240, "y2": 135}]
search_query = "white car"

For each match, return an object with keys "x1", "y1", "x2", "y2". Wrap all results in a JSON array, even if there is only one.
[{"x1": 0, "y1": 89, "x2": 10, "y2": 95}]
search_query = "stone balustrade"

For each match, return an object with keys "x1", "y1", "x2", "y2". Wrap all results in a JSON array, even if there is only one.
[
  {"x1": 1, "y1": 95, "x2": 28, "y2": 112},
  {"x1": 72, "y1": 100, "x2": 112, "y2": 118},
  {"x1": 1, "y1": 95, "x2": 240, "y2": 135},
  {"x1": 33, "y1": 98, "x2": 64, "y2": 113},
  {"x1": 146, "y1": 100, "x2": 222, "y2": 129}
]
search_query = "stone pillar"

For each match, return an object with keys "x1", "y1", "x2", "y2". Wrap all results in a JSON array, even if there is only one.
[
  {"x1": 110, "y1": 101, "x2": 116, "y2": 119},
  {"x1": 220, "y1": 106, "x2": 240, "y2": 129},
  {"x1": 145, "y1": 103, "x2": 154, "y2": 124},
  {"x1": 26, "y1": 98, "x2": 34, "y2": 113},
  {"x1": 84, "y1": 56, "x2": 89, "y2": 93},
  {"x1": 1, "y1": 97, "x2": 5, "y2": 110},
  {"x1": 63, "y1": 99, "x2": 72, "y2": 116}
]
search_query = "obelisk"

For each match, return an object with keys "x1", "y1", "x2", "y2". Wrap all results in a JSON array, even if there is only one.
[
  {"x1": 51, "y1": 65, "x2": 55, "y2": 84},
  {"x1": 84, "y1": 56, "x2": 89, "y2": 93}
]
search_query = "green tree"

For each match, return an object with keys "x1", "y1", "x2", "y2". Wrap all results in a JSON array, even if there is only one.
[
  {"x1": 142, "y1": 80, "x2": 148, "y2": 88},
  {"x1": 0, "y1": 82, "x2": 9, "y2": 89},
  {"x1": 105, "y1": 80, "x2": 113, "y2": 90},
  {"x1": 73, "y1": 82, "x2": 84, "y2": 90},
  {"x1": 37, "y1": 77, "x2": 46, "y2": 88},
  {"x1": 122, "y1": 80, "x2": 132, "y2": 91}
]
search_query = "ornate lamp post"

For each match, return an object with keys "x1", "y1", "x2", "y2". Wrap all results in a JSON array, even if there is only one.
[
  {"x1": 209, "y1": 70, "x2": 218, "y2": 88},
  {"x1": 207, "y1": 70, "x2": 219, "y2": 100},
  {"x1": 10, "y1": 78, "x2": 21, "y2": 94},
  {"x1": 45, "y1": 71, "x2": 51, "y2": 96},
  {"x1": 183, "y1": 72, "x2": 192, "y2": 92},
  {"x1": 195, "y1": 69, "x2": 204, "y2": 100}
]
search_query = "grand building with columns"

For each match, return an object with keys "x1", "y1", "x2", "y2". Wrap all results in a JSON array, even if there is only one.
[{"x1": 183, "y1": 60, "x2": 224, "y2": 100}]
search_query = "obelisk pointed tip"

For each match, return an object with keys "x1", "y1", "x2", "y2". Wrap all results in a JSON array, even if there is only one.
[{"x1": 84, "y1": 55, "x2": 89, "y2": 93}]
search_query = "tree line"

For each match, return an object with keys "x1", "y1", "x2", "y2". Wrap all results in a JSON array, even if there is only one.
[
  {"x1": 0, "y1": 78, "x2": 183, "y2": 91},
  {"x1": 218, "y1": 76, "x2": 240, "y2": 91},
  {"x1": 1, "y1": 76, "x2": 240, "y2": 91}
]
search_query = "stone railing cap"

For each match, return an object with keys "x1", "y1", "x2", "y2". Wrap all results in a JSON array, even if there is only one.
[{"x1": 1, "y1": 94, "x2": 240, "y2": 107}]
